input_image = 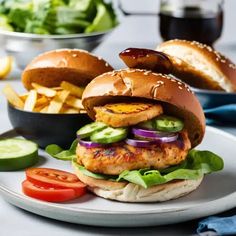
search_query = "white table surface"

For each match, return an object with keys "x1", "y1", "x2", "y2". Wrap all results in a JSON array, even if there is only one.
[{"x1": 0, "y1": 7, "x2": 236, "y2": 236}]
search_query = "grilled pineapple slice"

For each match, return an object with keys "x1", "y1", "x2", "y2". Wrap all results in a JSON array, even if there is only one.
[{"x1": 94, "y1": 103, "x2": 163, "y2": 127}]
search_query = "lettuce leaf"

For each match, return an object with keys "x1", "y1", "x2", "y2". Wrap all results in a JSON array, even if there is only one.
[
  {"x1": 72, "y1": 160, "x2": 116, "y2": 180},
  {"x1": 72, "y1": 149, "x2": 224, "y2": 188},
  {"x1": 45, "y1": 139, "x2": 78, "y2": 160},
  {"x1": 85, "y1": 1, "x2": 115, "y2": 33}
]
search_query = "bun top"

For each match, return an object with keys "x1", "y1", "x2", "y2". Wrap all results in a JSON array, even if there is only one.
[
  {"x1": 82, "y1": 69, "x2": 205, "y2": 148},
  {"x1": 22, "y1": 49, "x2": 113, "y2": 90},
  {"x1": 156, "y1": 39, "x2": 236, "y2": 92}
]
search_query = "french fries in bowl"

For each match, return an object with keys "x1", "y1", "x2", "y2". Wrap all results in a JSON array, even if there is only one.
[
  {"x1": 4, "y1": 49, "x2": 113, "y2": 148},
  {"x1": 4, "y1": 81, "x2": 86, "y2": 114}
]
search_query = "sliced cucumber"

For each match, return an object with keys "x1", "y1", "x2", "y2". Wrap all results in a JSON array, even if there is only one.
[
  {"x1": 0, "y1": 139, "x2": 38, "y2": 171},
  {"x1": 138, "y1": 120, "x2": 155, "y2": 130},
  {"x1": 90, "y1": 127, "x2": 128, "y2": 144},
  {"x1": 77, "y1": 122, "x2": 107, "y2": 139},
  {"x1": 154, "y1": 115, "x2": 184, "y2": 132}
]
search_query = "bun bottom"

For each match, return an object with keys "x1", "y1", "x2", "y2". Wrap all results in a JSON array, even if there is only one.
[{"x1": 73, "y1": 164, "x2": 203, "y2": 202}]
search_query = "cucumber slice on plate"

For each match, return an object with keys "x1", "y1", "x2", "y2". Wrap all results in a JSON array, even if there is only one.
[{"x1": 0, "y1": 139, "x2": 38, "y2": 171}]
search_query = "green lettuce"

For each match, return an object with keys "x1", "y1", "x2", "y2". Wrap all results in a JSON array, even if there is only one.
[
  {"x1": 45, "y1": 139, "x2": 78, "y2": 160},
  {"x1": 73, "y1": 161, "x2": 116, "y2": 180},
  {"x1": 0, "y1": 0, "x2": 118, "y2": 34}
]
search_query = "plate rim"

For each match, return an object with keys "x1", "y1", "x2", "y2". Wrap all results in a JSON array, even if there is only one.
[{"x1": 0, "y1": 126, "x2": 236, "y2": 216}]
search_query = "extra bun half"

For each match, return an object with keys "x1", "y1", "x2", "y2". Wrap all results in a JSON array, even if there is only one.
[
  {"x1": 22, "y1": 49, "x2": 113, "y2": 90},
  {"x1": 82, "y1": 69, "x2": 205, "y2": 148},
  {"x1": 156, "y1": 39, "x2": 236, "y2": 92},
  {"x1": 73, "y1": 163, "x2": 203, "y2": 202}
]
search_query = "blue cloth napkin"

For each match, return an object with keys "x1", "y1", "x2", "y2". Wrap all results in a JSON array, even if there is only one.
[
  {"x1": 204, "y1": 104, "x2": 236, "y2": 125},
  {"x1": 197, "y1": 216, "x2": 236, "y2": 235}
]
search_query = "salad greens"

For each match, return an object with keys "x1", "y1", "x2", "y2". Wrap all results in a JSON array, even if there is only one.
[
  {"x1": 46, "y1": 142, "x2": 224, "y2": 188},
  {"x1": 0, "y1": 0, "x2": 117, "y2": 34}
]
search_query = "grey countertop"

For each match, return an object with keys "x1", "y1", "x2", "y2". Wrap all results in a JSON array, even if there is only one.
[{"x1": 0, "y1": 4, "x2": 236, "y2": 235}]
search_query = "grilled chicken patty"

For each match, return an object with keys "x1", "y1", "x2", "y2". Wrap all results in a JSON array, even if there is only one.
[
  {"x1": 94, "y1": 103, "x2": 163, "y2": 127},
  {"x1": 76, "y1": 131, "x2": 191, "y2": 175}
]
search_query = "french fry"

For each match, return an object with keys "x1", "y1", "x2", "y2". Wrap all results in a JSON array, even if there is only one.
[
  {"x1": 24, "y1": 89, "x2": 37, "y2": 111},
  {"x1": 79, "y1": 109, "x2": 87, "y2": 114},
  {"x1": 32, "y1": 83, "x2": 56, "y2": 97},
  {"x1": 20, "y1": 93, "x2": 29, "y2": 102},
  {"x1": 40, "y1": 105, "x2": 49, "y2": 113},
  {"x1": 60, "y1": 81, "x2": 84, "y2": 98},
  {"x1": 47, "y1": 90, "x2": 70, "y2": 113},
  {"x1": 52, "y1": 87, "x2": 63, "y2": 91},
  {"x1": 2, "y1": 84, "x2": 24, "y2": 109},
  {"x1": 65, "y1": 95, "x2": 84, "y2": 109},
  {"x1": 60, "y1": 105, "x2": 79, "y2": 114},
  {"x1": 33, "y1": 104, "x2": 46, "y2": 112},
  {"x1": 35, "y1": 96, "x2": 49, "y2": 107}
]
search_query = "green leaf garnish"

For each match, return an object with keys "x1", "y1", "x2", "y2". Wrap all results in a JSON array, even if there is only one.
[{"x1": 45, "y1": 139, "x2": 78, "y2": 161}]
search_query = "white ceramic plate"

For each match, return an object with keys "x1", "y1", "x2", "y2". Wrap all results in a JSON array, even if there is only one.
[{"x1": 0, "y1": 126, "x2": 235, "y2": 227}]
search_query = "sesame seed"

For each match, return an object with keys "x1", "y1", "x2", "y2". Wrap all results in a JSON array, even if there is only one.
[
  {"x1": 229, "y1": 64, "x2": 236, "y2": 69},
  {"x1": 178, "y1": 86, "x2": 183, "y2": 90},
  {"x1": 105, "y1": 63, "x2": 109, "y2": 67},
  {"x1": 157, "y1": 80, "x2": 164, "y2": 85},
  {"x1": 72, "y1": 54, "x2": 77, "y2": 58},
  {"x1": 207, "y1": 46, "x2": 212, "y2": 52},
  {"x1": 152, "y1": 72, "x2": 160, "y2": 76}
]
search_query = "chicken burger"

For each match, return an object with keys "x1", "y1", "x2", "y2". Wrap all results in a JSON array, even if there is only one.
[{"x1": 72, "y1": 69, "x2": 223, "y2": 202}]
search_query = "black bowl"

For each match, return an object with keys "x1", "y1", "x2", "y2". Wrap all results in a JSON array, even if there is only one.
[
  {"x1": 192, "y1": 88, "x2": 236, "y2": 109},
  {"x1": 7, "y1": 104, "x2": 92, "y2": 148}
]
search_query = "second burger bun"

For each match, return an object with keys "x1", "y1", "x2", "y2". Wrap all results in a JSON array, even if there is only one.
[
  {"x1": 82, "y1": 69, "x2": 205, "y2": 148},
  {"x1": 73, "y1": 161, "x2": 203, "y2": 202},
  {"x1": 22, "y1": 49, "x2": 113, "y2": 90},
  {"x1": 156, "y1": 39, "x2": 236, "y2": 92}
]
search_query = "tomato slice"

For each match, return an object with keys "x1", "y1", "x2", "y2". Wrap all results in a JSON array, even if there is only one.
[
  {"x1": 22, "y1": 180, "x2": 80, "y2": 202},
  {"x1": 26, "y1": 168, "x2": 86, "y2": 196}
]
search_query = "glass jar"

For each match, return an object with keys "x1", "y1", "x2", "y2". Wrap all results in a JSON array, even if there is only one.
[{"x1": 159, "y1": 0, "x2": 224, "y2": 46}]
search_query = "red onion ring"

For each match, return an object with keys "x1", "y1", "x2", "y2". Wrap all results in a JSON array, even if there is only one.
[
  {"x1": 126, "y1": 133, "x2": 179, "y2": 147},
  {"x1": 132, "y1": 128, "x2": 178, "y2": 141},
  {"x1": 79, "y1": 140, "x2": 104, "y2": 148},
  {"x1": 125, "y1": 138, "x2": 157, "y2": 147}
]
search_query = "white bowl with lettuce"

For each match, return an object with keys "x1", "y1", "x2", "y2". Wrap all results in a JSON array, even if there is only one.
[{"x1": 0, "y1": 0, "x2": 118, "y2": 69}]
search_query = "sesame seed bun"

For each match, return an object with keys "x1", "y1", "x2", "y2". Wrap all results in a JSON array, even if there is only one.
[
  {"x1": 156, "y1": 39, "x2": 236, "y2": 92},
  {"x1": 22, "y1": 49, "x2": 114, "y2": 90},
  {"x1": 82, "y1": 69, "x2": 205, "y2": 148}
]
